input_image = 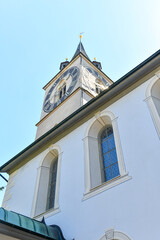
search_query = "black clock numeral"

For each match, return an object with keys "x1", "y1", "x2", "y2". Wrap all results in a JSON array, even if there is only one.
[
  {"x1": 65, "y1": 92, "x2": 70, "y2": 97},
  {"x1": 62, "y1": 70, "x2": 68, "y2": 78},
  {"x1": 54, "y1": 79, "x2": 59, "y2": 86},
  {"x1": 70, "y1": 81, "x2": 75, "y2": 87},
  {"x1": 72, "y1": 69, "x2": 78, "y2": 77},
  {"x1": 44, "y1": 102, "x2": 50, "y2": 110},
  {"x1": 86, "y1": 67, "x2": 92, "y2": 74},
  {"x1": 67, "y1": 86, "x2": 74, "y2": 94},
  {"x1": 94, "y1": 70, "x2": 99, "y2": 77},
  {"x1": 45, "y1": 94, "x2": 50, "y2": 101},
  {"x1": 73, "y1": 76, "x2": 78, "y2": 81}
]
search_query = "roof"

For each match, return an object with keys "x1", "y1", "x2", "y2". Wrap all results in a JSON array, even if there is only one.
[
  {"x1": 0, "y1": 49, "x2": 160, "y2": 173},
  {"x1": 0, "y1": 208, "x2": 65, "y2": 240},
  {"x1": 43, "y1": 51, "x2": 112, "y2": 90},
  {"x1": 72, "y1": 41, "x2": 89, "y2": 60},
  {"x1": 43, "y1": 41, "x2": 112, "y2": 90}
]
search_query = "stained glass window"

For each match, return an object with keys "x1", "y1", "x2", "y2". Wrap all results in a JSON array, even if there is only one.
[
  {"x1": 101, "y1": 126, "x2": 120, "y2": 182},
  {"x1": 46, "y1": 158, "x2": 58, "y2": 210}
]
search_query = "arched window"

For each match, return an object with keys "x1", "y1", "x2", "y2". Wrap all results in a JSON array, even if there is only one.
[
  {"x1": 100, "y1": 228, "x2": 132, "y2": 240},
  {"x1": 95, "y1": 84, "x2": 102, "y2": 94},
  {"x1": 46, "y1": 157, "x2": 58, "y2": 210},
  {"x1": 59, "y1": 82, "x2": 66, "y2": 99},
  {"x1": 83, "y1": 111, "x2": 131, "y2": 200},
  {"x1": 53, "y1": 80, "x2": 67, "y2": 103},
  {"x1": 95, "y1": 79, "x2": 105, "y2": 94},
  {"x1": 32, "y1": 147, "x2": 62, "y2": 218},
  {"x1": 145, "y1": 75, "x2": 160, "y2": 138},
  {"x1": 100, "y1": 126, "x2": 120, "y2": 182}
]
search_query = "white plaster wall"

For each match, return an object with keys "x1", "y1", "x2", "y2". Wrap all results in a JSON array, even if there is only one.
[
  {"x1": 44, "y1": 76, "x2": 160, "y2": 240},
  {"x1": 82, "y1": 91, "x2": 93, "y2": 105},
  {"x1": 2, "y1": 153, "x2": 45, "y2": 216},
  {"x1": 4, "y1": 75, "x2": 160, "y2": 240}
]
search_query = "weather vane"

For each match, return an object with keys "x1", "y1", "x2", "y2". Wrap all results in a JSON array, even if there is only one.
[{"x1": 79, "y1": 32, "x2": 84, "y2": 41}]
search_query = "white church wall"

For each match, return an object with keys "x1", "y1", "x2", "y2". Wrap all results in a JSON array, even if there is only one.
[
  {"x1": 42, "y1": 76, "x2": 160, "y2": 240},
  {"x1": 2, "y1": 152, "x2": 47, "y2": 216},
  {"x1": 3, "y1": 73, "x2": 160, "y2": 240}
]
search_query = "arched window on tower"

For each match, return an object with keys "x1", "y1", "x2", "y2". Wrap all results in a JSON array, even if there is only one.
[
  {"x1": 95, "y1": 79, "x2": 105, "y2": 94},
  {"x1": 59, "y1": 82, "x2": 66, "y2": 99},
  {"x1": 100, "y1": 126, "x2": 120, "y2": 182},
  {"x1": 53, "y1": 80, "x2": 66, "y2": 103}
]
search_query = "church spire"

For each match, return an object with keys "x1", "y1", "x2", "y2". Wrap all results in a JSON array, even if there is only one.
[{"x1": 72, "y1": 40, "x2": 90, "y2": 60}]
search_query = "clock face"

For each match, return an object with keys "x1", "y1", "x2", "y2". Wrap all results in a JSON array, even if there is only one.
[
  {"x1": 86, "y1": 67, "x2": 109, "y2": 86},
  {"x1": 43, "y1": 66, "x2": 80, "y2": 113}
]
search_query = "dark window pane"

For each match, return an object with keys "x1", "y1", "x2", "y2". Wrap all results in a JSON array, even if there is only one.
[
  {"x1": 107, "y1": 127, "x2": 113, "y2": 137},
  {"x1": 102, "y1": 141, "x2": 108, "y2": 153},
  {"x1": 47, "y1": 158, "x2": 58, "y2": 210},
  {"x1": 63, "y1": 85, "x2": 66, "y2": 95},
  {"x1": 112, "y1": 163, "x2": 120, "y2": 178},
  {"x1": 108, "y1": 136, "x2": 115, "y2": 150},
  {"x1": 105, "y1": 167, "x2": 112, "y2": 181},
  {"x1": 101, "y1": 126, "x2": 120, "y2": 183},
  {"x1": 110, "y1": 149, "x2": 118, "y2": 164},
  {"x1": 101, "y1": 131, "x2": 107, "y2": 140},
  {"x1": 103, "y1": 153, "x2": 110, "y2": 167},
  {"x1": 59, "y1": 90, "x2": 62, "y2": 99}
]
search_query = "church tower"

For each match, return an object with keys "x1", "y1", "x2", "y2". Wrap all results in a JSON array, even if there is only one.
[{"x1": 36, "y1": 40, "x2": 113, "y2": 139}]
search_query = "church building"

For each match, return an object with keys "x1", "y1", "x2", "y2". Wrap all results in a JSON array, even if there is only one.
[{"x1": 0, "y1": 39, "x2": 160, "y2": 240}]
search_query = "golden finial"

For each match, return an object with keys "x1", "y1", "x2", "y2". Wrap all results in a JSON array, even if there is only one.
[
  {"x1": 94, "y1": 57, "x2": 96, "y2": 61},
  {"x1": 65, "y1": 58, "x2": 68, "y2": 61},
  {"x1": 79, "y1": 32, "x2": 84, "y2": 41}
]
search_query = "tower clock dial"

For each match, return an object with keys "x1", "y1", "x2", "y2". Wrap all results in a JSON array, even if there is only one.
[
  {"x1": 86, "y1": 67, "x2": 109, "y2": 86},
  {"x1": 43, "y1": 66, "x2": 80, "y2": 113}
]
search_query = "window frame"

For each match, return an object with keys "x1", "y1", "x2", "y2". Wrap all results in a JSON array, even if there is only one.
[
  {"x1": 99, "y1": 228, "x2": 132, "y2": 240},
  {"x1": 99, "y1": 126, "x2": 120, "y2": 182},
  {"x1": 145, "y1": 72, "x2": 160, "y2": 139},
  {"x1": 46, "y1": 157, "x2": 58, "y2": 211},
  {"x1": 83, "y1": 110, "x2": 131, "y2": 200},
  {"x1": 31, "y1": 145, "x2": 62, "y2": 219}
]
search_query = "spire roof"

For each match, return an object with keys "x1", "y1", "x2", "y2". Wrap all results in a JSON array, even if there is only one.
[{"x1": 72, "y1": 41, "x2": 90, "y2": 60}]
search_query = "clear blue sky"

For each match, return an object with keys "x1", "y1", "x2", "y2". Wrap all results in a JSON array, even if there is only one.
[{"x1": 0, "y1": 0, "x2": 159, "y2": 205}]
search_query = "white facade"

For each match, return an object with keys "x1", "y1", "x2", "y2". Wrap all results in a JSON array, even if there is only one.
[{"x1": 1, "y1": 46, "x2": 160, "y2": 240}]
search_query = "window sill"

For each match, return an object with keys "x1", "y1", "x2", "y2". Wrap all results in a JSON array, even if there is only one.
[
  {"x1": 33, "y1": 207, "x2": 60, "y2": 221},
  {"x1": 82, "y1": 173, "x2": 131, "y2": 201}
]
